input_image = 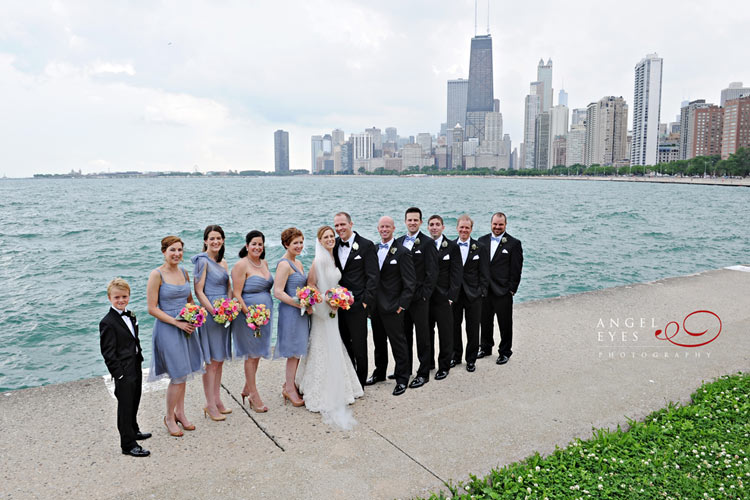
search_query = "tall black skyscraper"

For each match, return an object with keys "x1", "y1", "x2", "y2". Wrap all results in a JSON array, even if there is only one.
[
  {"x1": 274, "y1": 129, "x2": 289, "y2": 173},
  {"x1": 465, "y1": 34, "x2": 494, "y2": 141}
]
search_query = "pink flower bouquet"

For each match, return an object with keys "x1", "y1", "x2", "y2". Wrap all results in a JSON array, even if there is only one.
[
  {"x1": 296, "y1": 285, "x2": 323, "y2": 316},
  {"x1": 212, "y1": 298, "x2": 240, "y2": 328},
  {"x1": 176, "y1": 303, "x2": 208, "y2": 335},
  {"x1": 324, "y1": 287, "x2": 354, "y2": 318},
  {"x1": 245, "y1": 303, "x2": 271, "y2": 337}
]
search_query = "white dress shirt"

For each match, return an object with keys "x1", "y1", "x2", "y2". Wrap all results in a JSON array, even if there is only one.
[
  {"x1": 377, "y1": 238, "x2": 394, "y2": 269},
  {"x1": 402, "y1": 232, "x2": 418, "y2": 251},
  {"x1": 490, "y1": 232, "x2": 505, "y2": 260},
  {"x1": 434, "y1": 235, "x2": 443, "y2": 250},
  {"x1": 338, "y1": 234, "x2": 356, "y2": 269},
  {"x1": 112, "y1": 307, "x2": 138, "y2": 357},
  {"x1": 457, "y1": 238, "x2": 470, "y2": 264}
]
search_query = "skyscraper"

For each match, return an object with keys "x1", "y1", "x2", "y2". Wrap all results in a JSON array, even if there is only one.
[
  {"x1": 584, "y1": 97, "x2": 629, "y2": 167},
  {"x1": 274, "y1": 129, "x2": 289, "y2": 173},
  {"x1": 558, "y1": 89, "x2": 568, "y2": 107},
  {"x1": 631, "y1": 53, "x2": 663, "y2": 166},
  {"x1": 534, "y1": 112, "x2": 550, "y2": 169},
  {"x1": 465, "y1": 35, "x2": 494, "y2": 141},
  {"x1": 447, "y1": 79, "x2": 469, "y2": 133},
  {"x1": 311, "y1": 135, "x2": 323, "y2": 173},
  {"x1": 451, "y1": 124, "x2": 464, "y2": 169},
  {"x1": 523, "y1": 82, "x2": 543, "y2": 169},
  {"x1": 332, "y1": 128, "x2": 345, "y2": 145},
  {"x1": 537, "y1": 58, "x2": 553, "y2": 112},
  {"x1": 721, "y1": 95, "x2": 750, "y2": 159},
  {"x1": 679, "y1": 100, "x2": 710, "y2": 160},
  {"x1": 549, "y1": 104, "x2": 569, "y2": 139},
  {"x1": 720, "y1": 82, "x2": 750, "y2": 107}
]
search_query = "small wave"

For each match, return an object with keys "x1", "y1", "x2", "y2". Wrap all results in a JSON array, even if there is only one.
[{"x1": 61, "y1": 229, "x2": 90, "y2": 236}]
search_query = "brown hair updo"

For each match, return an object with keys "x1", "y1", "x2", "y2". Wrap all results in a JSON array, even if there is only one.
[
  {"x1": 161, "y1": 235, "x2": 184, "y2": 253},
  {"x1": 280, "y1": 227, "x2": 304, "y2": 249},
  {"x1": 317, "y1": 225, "x2": 335, "y2": 241}
]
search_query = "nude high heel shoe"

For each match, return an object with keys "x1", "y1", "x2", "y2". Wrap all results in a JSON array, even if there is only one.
[{"x1": 203, "y1": 407, "x2": 227, "y2": 421}]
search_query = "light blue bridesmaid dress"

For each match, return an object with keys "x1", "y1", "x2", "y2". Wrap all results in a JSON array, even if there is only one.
[
  {"x1": 192, "y1": 253, "x2": 232, "y2": 363},
  {"x1": 274, "y1": 258, "x2": 310, "y2": 359},
  {"x1": 232, "y1": 272, "x2": 274, "y2": 359}
]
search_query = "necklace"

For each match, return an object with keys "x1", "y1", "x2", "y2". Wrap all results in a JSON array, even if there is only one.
[{"x1": 247, "y1": 257, "x2": 262, "y2": 268}]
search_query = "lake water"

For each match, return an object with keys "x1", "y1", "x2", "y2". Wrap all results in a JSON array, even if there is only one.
[{"x1": 0, "y1": 176, "x2": 747, "y2": 392}]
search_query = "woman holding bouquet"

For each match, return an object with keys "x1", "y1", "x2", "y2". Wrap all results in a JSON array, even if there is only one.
[
  {"x1": 231, "y1": 230, "x2": 273, "y2": 412},
  {"x1": 147, "y1": 236, "x2": 204, "y2": 437},
  {"x1": 192, "y1": 225, "x2": 233, "y2": 421},
  {"x1": 273, "y1": 227, "x2": 310, "y2": 407},
  {"x1": 296, "y1": 226, "x2": 363, "y2": 429}
]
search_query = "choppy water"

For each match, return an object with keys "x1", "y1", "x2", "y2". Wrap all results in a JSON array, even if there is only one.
[{"x1": 0, "y1": 176, "x2": 747, "y2": 392}]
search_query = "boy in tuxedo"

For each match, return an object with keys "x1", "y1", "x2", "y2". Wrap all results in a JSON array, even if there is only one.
[{"x1": 99, "y1": 278, "x2": 151, "y2": 457}]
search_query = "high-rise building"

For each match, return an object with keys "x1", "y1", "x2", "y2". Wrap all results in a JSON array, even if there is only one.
[
  {"x1": 657, "y1": 134, "x2": 680, "y2": 164},
  {"x1": 447, "y1": 78, "x2": 468, "y2": 142},
  {"x1": 365, "y1": 127, "x2": 382, "y2": 156},
  {"x1": 385, "y1": 127, "x2": 398, "y2": 144},
  {"x1": 571, "y1": 108, "x2": 587, "y2": 126},
  {"x1": 332, "y1": 128, "x2": 345, "y2": 145},
  {"x1": 679, "y1": 100, "x2": 710, "y2": 160},
  {"x1": 550, "y1": 104, "x2": 569, "y2": 139},
  {"x1": 483, "y1": 112, "x2": 503, "y2": 154},
  {"x1": 416, "y1": 133, "x2": 432, "y2": 154},
  {"x1": 503, "y1": 134, "x2": 512, "y2": 158},
  {"x1": 558, "y1": 89, "x2": 568, "y2": 107},
  {"x1": 274, "y1": 129, "x2": 289, "y2": 173},
  {"x1": 551, "y1": 136, "x2": 567, "y2": 167},
  {"x1": 584, "y1": 97, "x2": 629, "y2": 166},
  {"x1": 451, "y1": 124, "x2": 464, "y2": 169},
  {"x1": 566, "y1": 124, "x2": 586, "y2": 166},
  {"x1": 402, "y1": 144, "x2": 423, "y2": 169},
  {"x1": 493, "y1": 99, "x2": 500, "y2": 112},
  {"x1": 721, "y1": 95, "x2": 750, "y2": 159},
  {"x1": 534, "y1": 112, "x2": 550, "y2": 169},
  {"x1": 465, "y1": 35, "x2": 494, "y2": 141},
  {"x1": 510, "y1": 147, "x2": 518, "y2": 170},
  {"x1": 537, "y1": 58, "x2": 553, "y2": 112},
  {"x1": 690, "y1": 105, "x2": 724, "y2": 158},
  {"x1": 631, "y1": 53, "x2": 663, "y2": 166},
  {"x1": 340, "y1": 141, "x2": 353, "y2": 173},
  {"x1": 322, "y1": 134, "x2": 333, "y2": 154},
  {"x1": 351, "y1": 133, "x2": 373, "y2": 160},
  {"x1": 311, "y1": 135, "x2": 323, "y2": 173},
  {"x1": 720, "y1": 82, "x2": 750, "y2": 107},
  {"x1": 523, "y1": 82, "x2": 543, "y2": 169}
]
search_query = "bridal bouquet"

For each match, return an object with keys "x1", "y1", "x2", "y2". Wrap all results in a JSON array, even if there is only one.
[
  {"x1": 296, "y1": 286, "x2": 323, "y2": 316},
  {"x1": 324, "y1": 287, "x2": 354, "y2": 318},
  {"x1": 176, "y1": 303, "x2": 208, "y2": 334},
  {"x1": 245, "y1": 304, "x2": 271, "y2": 337},
  {"x1": 212, "y1": 298, "x2": 240, "y2": 328}
]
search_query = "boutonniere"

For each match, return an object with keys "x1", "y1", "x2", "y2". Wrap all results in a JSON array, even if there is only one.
[
  {"x1": 414, "y1": 238, "x2": 420, "y2": 246},
  {"x1": 441, "y1": 240, "x2": 448, "y2": 248},
  {"x1": 501, "y1": 237, "x2": 507, "y2": 244},
  {"x1": 390, "y1": 247, "x2": 397, "y2": 255},
  {"x1": 352, "y1": 242, "x2": 359, "y2": 251},
  {"x1": 471, "y1": 243, "x2": 477, "y2": 251}
]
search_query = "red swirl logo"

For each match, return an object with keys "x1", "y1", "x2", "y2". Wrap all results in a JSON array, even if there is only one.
[{"x1": 654, "y1": 310, "x2": 722, "y2": 347}]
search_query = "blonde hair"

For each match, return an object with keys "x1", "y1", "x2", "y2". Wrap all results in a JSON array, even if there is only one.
[
  {"x1": 456, "y1": 214, "x2": 474, "y2": 228},
  {"x1": 107, "y1": 277, "x2": 131, "y2": 297}
]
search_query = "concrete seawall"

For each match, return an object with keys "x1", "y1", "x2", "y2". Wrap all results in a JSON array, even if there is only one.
[{"x1": 2, "y1": 267, "x2": 749, "y2": 499}]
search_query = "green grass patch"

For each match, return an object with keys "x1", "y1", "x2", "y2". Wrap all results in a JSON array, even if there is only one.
[{"x1": 425, "y1": 372, "x2": 749, "y2": 499}]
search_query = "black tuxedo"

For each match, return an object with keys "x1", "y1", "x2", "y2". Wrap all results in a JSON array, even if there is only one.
[
  {"x1": 429, "y1": 235, "x2": 463, "y2": 372},
  {"x1": 371, "y1": 241, "x2": 416, "y2": 386},
  {"x1": 99, "y1": 307, "x2": 144, "y2": 451},
  {"x1": 395, "y1": 232, "x2": 438, "y2": 379},
  {"x1": 452, "y1": 237, "x2": 489, "y2": 364},
  {"x1": 478, "y1": 232, "x2": 523, "y2": 358},
  {"x1": 334, "y1": 232, "x2": 378, "y2": 386}
]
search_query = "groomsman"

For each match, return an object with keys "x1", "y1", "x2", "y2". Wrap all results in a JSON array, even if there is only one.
[
  {"x1": 479, "y1": 212, "x2": 523, "y2": 365},
  {"x1": 427, "y1": 215, "x2": 462, "y2": 379},
  {"x1": 333, "y1": 212, "x2": 379, "y2": 387},
  {"x1": 367, "y1": 216, "x2": 416, "y2": 396},
  {"x1": 451, "y1": 214, "x2": 489, "y2": 373},
  {"x1": 395, "y1": 207, "x2": 438, "y2": 389}
]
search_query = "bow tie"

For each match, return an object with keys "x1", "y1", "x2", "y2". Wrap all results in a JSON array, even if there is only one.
[
  {"x1": 378, "y1": 243, "x2": 390, "y2": 250},
  {"x1": 120, "y1": 310, "x2": 132, "y2": 318},
  {"x1": 340, "y1": 241, "x2": 350, "y2": 247},
  {"x1": 491, "y1": 236, "x2": 503, "y2": 243},
  {"x1": 405, "y1": 235, "x2": 416, "y2": 243},
  {"x1": 458, "y1": 241, "x2": 469, "y2": 247}
]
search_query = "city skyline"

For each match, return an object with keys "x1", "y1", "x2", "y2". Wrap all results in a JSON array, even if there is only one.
[{"x1": 1, "y1": 1, "x2": 748, "y2": 177}]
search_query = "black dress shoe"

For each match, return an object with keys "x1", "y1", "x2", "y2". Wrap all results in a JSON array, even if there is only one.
[
  {"x1": 449, "y1": 359, "x2": 461, "y2": 368},
  {"x1": 122, "y1": 445, "x2": 150, "y2": 457},
  {"x1": 476, "y1": 348, "x2": 488, "y2": 359},
  {"x1": 496, "y1": 354, "x2": 510, "y2": 365},
  {"x1": 408, "y1": 376, "x2": 428, "y2": 389},
  {"x1": 466, "y1": 362, "x2": 476, "y2": 372},
  {"x1": 135, "y1": 432, "x2": 152, "y2": 440},
  {"x1": 365, "y1": 373, "x2": 386, "y2": 386},
  {"x1": 392, "y1": 383, "x2": 407, "y2": 396},
  {"x1": 387, "y1": 373, "x2": 396, "y2": 380},
  {"x1": 434, "y1": 369, "x2": 449, "y2": 380}
]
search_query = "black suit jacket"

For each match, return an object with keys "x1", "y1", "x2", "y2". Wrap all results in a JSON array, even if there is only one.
[
  {"x1": 395, "y1": 231, "x2": 438, "y2": 302},
  {"x1": 99, "y1": 308, "x2": 143, "y2": 380},
  {"x1": 478, "y1": 232, "x2": 523, "y2": 296},
  {"x1": 432, "y1": 235, "x2": 463, "y2": 302},
  {"x1": 334, "y1": 232, "x2": 379, "y2": 307},
  {"x1": 376, "y1": 241, "x2": 416, "y2": 313},
  {"x1": 456, "y1": 237, "x2": 489, "y2": 301}
]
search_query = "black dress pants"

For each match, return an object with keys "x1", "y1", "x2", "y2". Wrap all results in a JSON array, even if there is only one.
[
  {"x1": 338, "y1": 302, "x2": 368, "y2": 387},
  {"x1": 114, "y1": 359, "x2": 142, "y2": 451},
  {"x1": 403, "y1": 297, "x2": 432, "y2": 379},
  {"x1": 480, "y1": 292, "x2": 514, "y2": 357},
  {"x1": 429, "y1": 294, "x2": 454, "y2": 373},
  {"x1": 371, "y1": 308, "x2": 410, "y2": 385},
  {"x1": 452, "y1": 289, "x2": 481, "y2": 364}
]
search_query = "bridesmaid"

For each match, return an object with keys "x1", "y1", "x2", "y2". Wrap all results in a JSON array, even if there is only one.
[
  {"x1": 231, "y1": 230, "x2": 273, "y2": 412},
  {"x1": 192, "y1": 225, "x2": 232, "y2": 422},
  {"x1": 273, "y1": 227, "x2": 310, "y2": 407},
  {"x1": 147, "y1": 236, "x2": 204, "y2": 437}
]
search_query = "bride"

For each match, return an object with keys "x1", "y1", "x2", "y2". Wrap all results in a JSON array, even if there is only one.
[{"x1": 296, "y1": 226, "x2": 363, "y2": 429}]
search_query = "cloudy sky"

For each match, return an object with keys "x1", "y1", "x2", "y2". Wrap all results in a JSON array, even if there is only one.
[{"x1": 1, "y1": 0, "x2": 747, "y2": 177}]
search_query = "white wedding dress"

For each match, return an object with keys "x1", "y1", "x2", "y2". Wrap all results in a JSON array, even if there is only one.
[{"x1": 295, "y1": 240, "x2": 363, "y2": 430}]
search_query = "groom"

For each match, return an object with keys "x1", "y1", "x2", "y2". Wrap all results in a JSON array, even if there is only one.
[{"x1": 333, "y1": 212, "x2": 378, "y2": 387}]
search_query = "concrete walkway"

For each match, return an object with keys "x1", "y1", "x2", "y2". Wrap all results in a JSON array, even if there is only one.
[{"x1": 2, "y1": 268, "x2": 748, "y2": 499}]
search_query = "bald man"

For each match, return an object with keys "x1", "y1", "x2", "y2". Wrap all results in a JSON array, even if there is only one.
[{"x1": 366, "y1": 216, "x2": 416, "y2": 396}]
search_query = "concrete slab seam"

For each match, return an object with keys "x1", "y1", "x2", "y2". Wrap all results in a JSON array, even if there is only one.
[
  {"x1": 221, "y1": 382, "x2": 285, "y2": 452},
  {"x1": 368, "y1": 424, "x2": 448, "y2": 488}
]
